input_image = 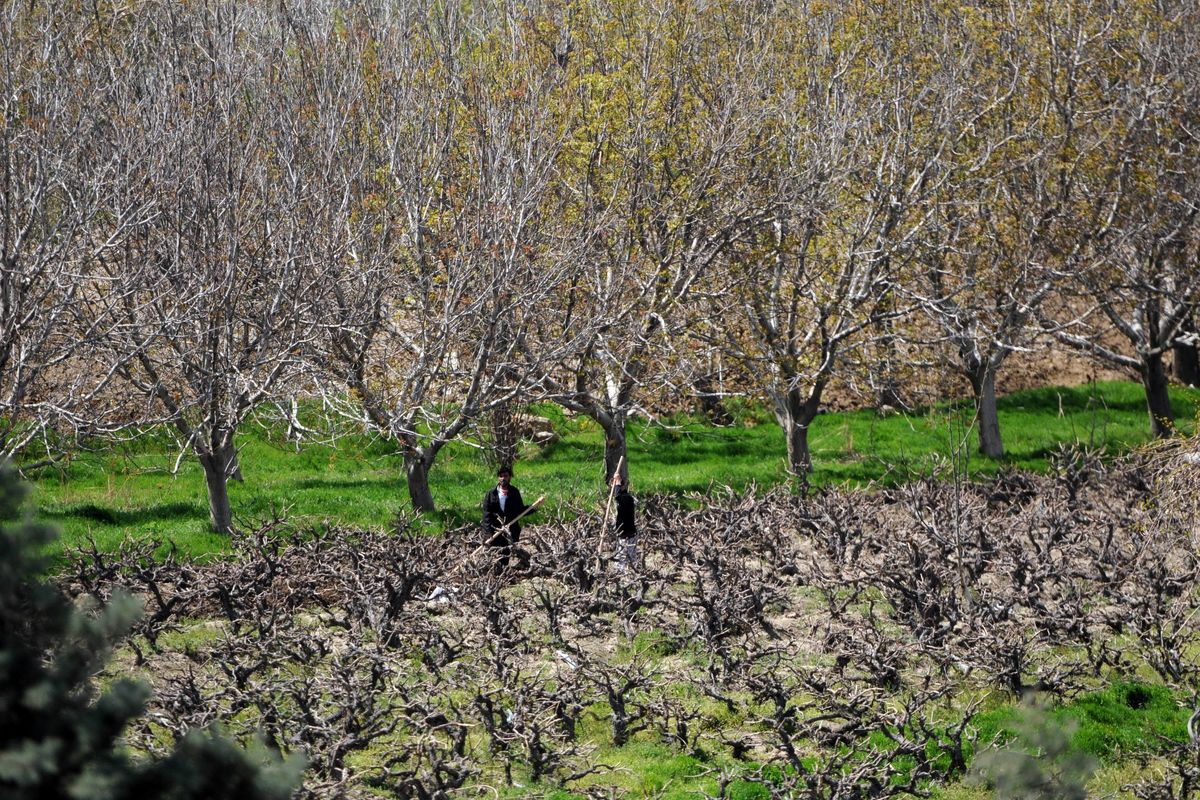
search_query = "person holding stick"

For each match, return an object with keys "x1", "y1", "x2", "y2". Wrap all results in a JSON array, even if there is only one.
[
  {"x1": 482, "y1": 465, "x2": 542, "y2": 573},
  {"x1": 609, "y1": 472, "x2": 638, "y2": 571}
]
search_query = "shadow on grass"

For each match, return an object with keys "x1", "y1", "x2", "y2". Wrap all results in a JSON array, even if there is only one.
[
  {"x1": 881, "y1": 382, "x2": 1159, "y2": 418},
  {"x1": 291, "y1": 476, "x2": 401, "y2": 491},
  {"x1": 999, "y1": 385, "x2": 1134, "y2": 413},
  {"x1": 45, "y1": 500, "x2": 201, "y2": 527},
  {"x1": 529, "y1": 436, "x2": 597, "y2": 462},
  {"x1": 637, "y1": 438, "x2": 766, "y2": 466},
  {"x1": 403, "y1": 506, "x2": 479, "y2": 532},
  {"x1": 997, "y1": 382, "x2": 1198, "y2": 417}
]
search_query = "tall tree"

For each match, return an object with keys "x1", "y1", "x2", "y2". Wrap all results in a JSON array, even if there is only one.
[
  {"x1": 87, "y1": 1, "x2": 335, "y2": 532},
  {"x1": 911, "y1": 0, "x2": 1119, "y2": 458},
  {"x1": 708, "y1": 2, "x2": 971, "y2": 476},
  {"x1": 540, "y1": 0, "x2": 774, "y2": 483},
  {"x1": 1055, "y1": 0, "x2": 1200, "y2": 436},
  {"x1": 0, "y1": 5, "x2": 133, "y2": 465},
  {"x1": 314, "y1": 1, "x2": 591, "y2": 512}
]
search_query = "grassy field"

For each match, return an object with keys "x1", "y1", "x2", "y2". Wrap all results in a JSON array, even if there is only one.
[{"x1": 23, "y1": 380, "x2": 1200, "y2": 557}]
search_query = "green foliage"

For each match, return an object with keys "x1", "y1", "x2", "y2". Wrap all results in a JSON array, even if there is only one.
[
  {"x1": 1066, "y1": 682, "x2": 1189, "y2": 758},
  {"x1": 971, "y1": 682, "x2": 1189, "y2": 763},
  {"x1": 620, "y1": 628, "x2": 679, "y2": 659},
  {"x1": 968, "y1": 698, "x2": 1098, "y2": 800},
  {"x1": 967, "y1": 683, "x2": 1192, "y2": 798},
  {"x1": 0, "y1": 463, "x2": 302, "y2": 799}
]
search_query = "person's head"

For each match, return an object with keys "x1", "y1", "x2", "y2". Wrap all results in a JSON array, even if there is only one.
[{"x1": 497, "y1": 465, "x2": 513, "y2": 487}]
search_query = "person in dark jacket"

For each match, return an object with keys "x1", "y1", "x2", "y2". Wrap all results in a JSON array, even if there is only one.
[
  {"x1": 482, "y1": 465, "x2": 541, "y2": 572},
  {"x1": 610, "y1": 473, "x2": 638, "y2": 570}
]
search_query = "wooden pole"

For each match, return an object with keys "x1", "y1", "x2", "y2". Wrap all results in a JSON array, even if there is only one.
[
  {"x1": 508, "y1": 494, "x2": 545, "y2": 530},
  {"x1": 597, "y1": 455, "x2": 625, "y2": 560},
  {"x1": 456, "y1": 493, "x2": 545, "y2": 572}
]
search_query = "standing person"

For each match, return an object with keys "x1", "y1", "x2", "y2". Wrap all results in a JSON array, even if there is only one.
[
  {"x1": 610, "y1": 473, "x2": 638, "y2": 571},
  {"x1": 482, "y1": 465, "x2": 540, "y2": 572}
]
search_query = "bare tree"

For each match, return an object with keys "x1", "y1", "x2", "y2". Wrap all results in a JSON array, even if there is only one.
[
  {"x1": 86, "y1": 1, "x2": 336, "y2": 532},
  {"x1": 707, "y1": 3, "x2": 971, "y2": 476},
  {"x1": 909, "y1": 3, "x2": 1122, "y2": 458},
  {"x1": 0, "y1": 6, "x2": 138, "y2": 465},
  {"x1": 539, "y1": 0, "x2": 775, "y2": 483},
  {"x1": 1055, "y1": 0, "x2": 1200, "y2": 437},
  {"x1": 312, "y1": 1, "x2": 591, "y2": 512}
]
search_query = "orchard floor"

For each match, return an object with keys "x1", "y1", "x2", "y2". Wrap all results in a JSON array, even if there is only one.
[
  {"x1": 67, "y1": 441, "x2": 1200, "y2": 799},
  {"x1": 23, "y1": 380, "x2": 1200, "y2": 559}
]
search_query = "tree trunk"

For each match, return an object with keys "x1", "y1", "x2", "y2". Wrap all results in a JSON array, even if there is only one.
[
  {"x1": 782, "y1": 413, "x2": 811, "y2": 476},
  {"x1": 875, "y1": 380, "x2": 904, "y2": 415},
  {"x1": 228, "y1": 448, "x2": 244, "y2": 483},
  {"x1": 971, "y1": 369, "x2": 1004, "y2": 459},
  {"x1": 486, "y1": 401, "x2": 519, "y2": 469},
  {"x1": 1173, "y1": 318, "x2": 1200, "y2": 387},
  {"x1": 870, "y1": 303, "x2": 905, "y2": 413},
  {"x1": 405, "y1": 453, "x2": 436, "y2": 513},
  {"x1": 772, "y1": 386, "x2": 818, "y2": 476},
  {"x1": 601, "y1": 419, "x2": 628, "y2": 484},
  {"x1": 198, "y1": 446, "x2": 236, "y2": 534},
  {"x1": 556, "y1": 398, "x2": 630, "y2": 484},
  {"x1": 1142, "y1": 352, "x2": 1175, "y2": 438},
  {"x1": 694, "y1": 374, "x2": 732, "y2": 425}
]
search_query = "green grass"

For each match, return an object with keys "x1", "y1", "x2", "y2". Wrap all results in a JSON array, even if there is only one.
[
  {"x1": 971, "y1": 681, "x2": 1190, "y2": 761},
  {"x1": 544, "y1": 739, "x2": 778, "y2": 800},
  {"x1": 955, "y1": 682, "x2": 1193, "y2": 800},
  {"x1": 20, "y1": 381, "x2": 1200, "y2": 557},
  {"x1": 535, "y1": 680, "x2": 1194, "y2": 799}
]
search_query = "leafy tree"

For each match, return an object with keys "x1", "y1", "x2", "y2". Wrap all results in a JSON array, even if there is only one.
[{"x1": 0, "y1": 462, "x2": 302, "y2": 799}]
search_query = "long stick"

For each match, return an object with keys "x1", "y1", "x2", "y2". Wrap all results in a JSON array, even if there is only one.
[
  {"x1": 506, "y1": 494, "x2": 545, "y2": 531},
  {"x1": 457, "y1": 493, "x2": 546, "y2": 569},
  {"x1": 597, "y1": 455, "x2": 625, "y2": 557}
]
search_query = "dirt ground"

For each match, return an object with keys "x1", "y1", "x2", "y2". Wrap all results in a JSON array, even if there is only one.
[{"x1": 993, "y1": 346, "x2": 1135, "y2": 394}]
